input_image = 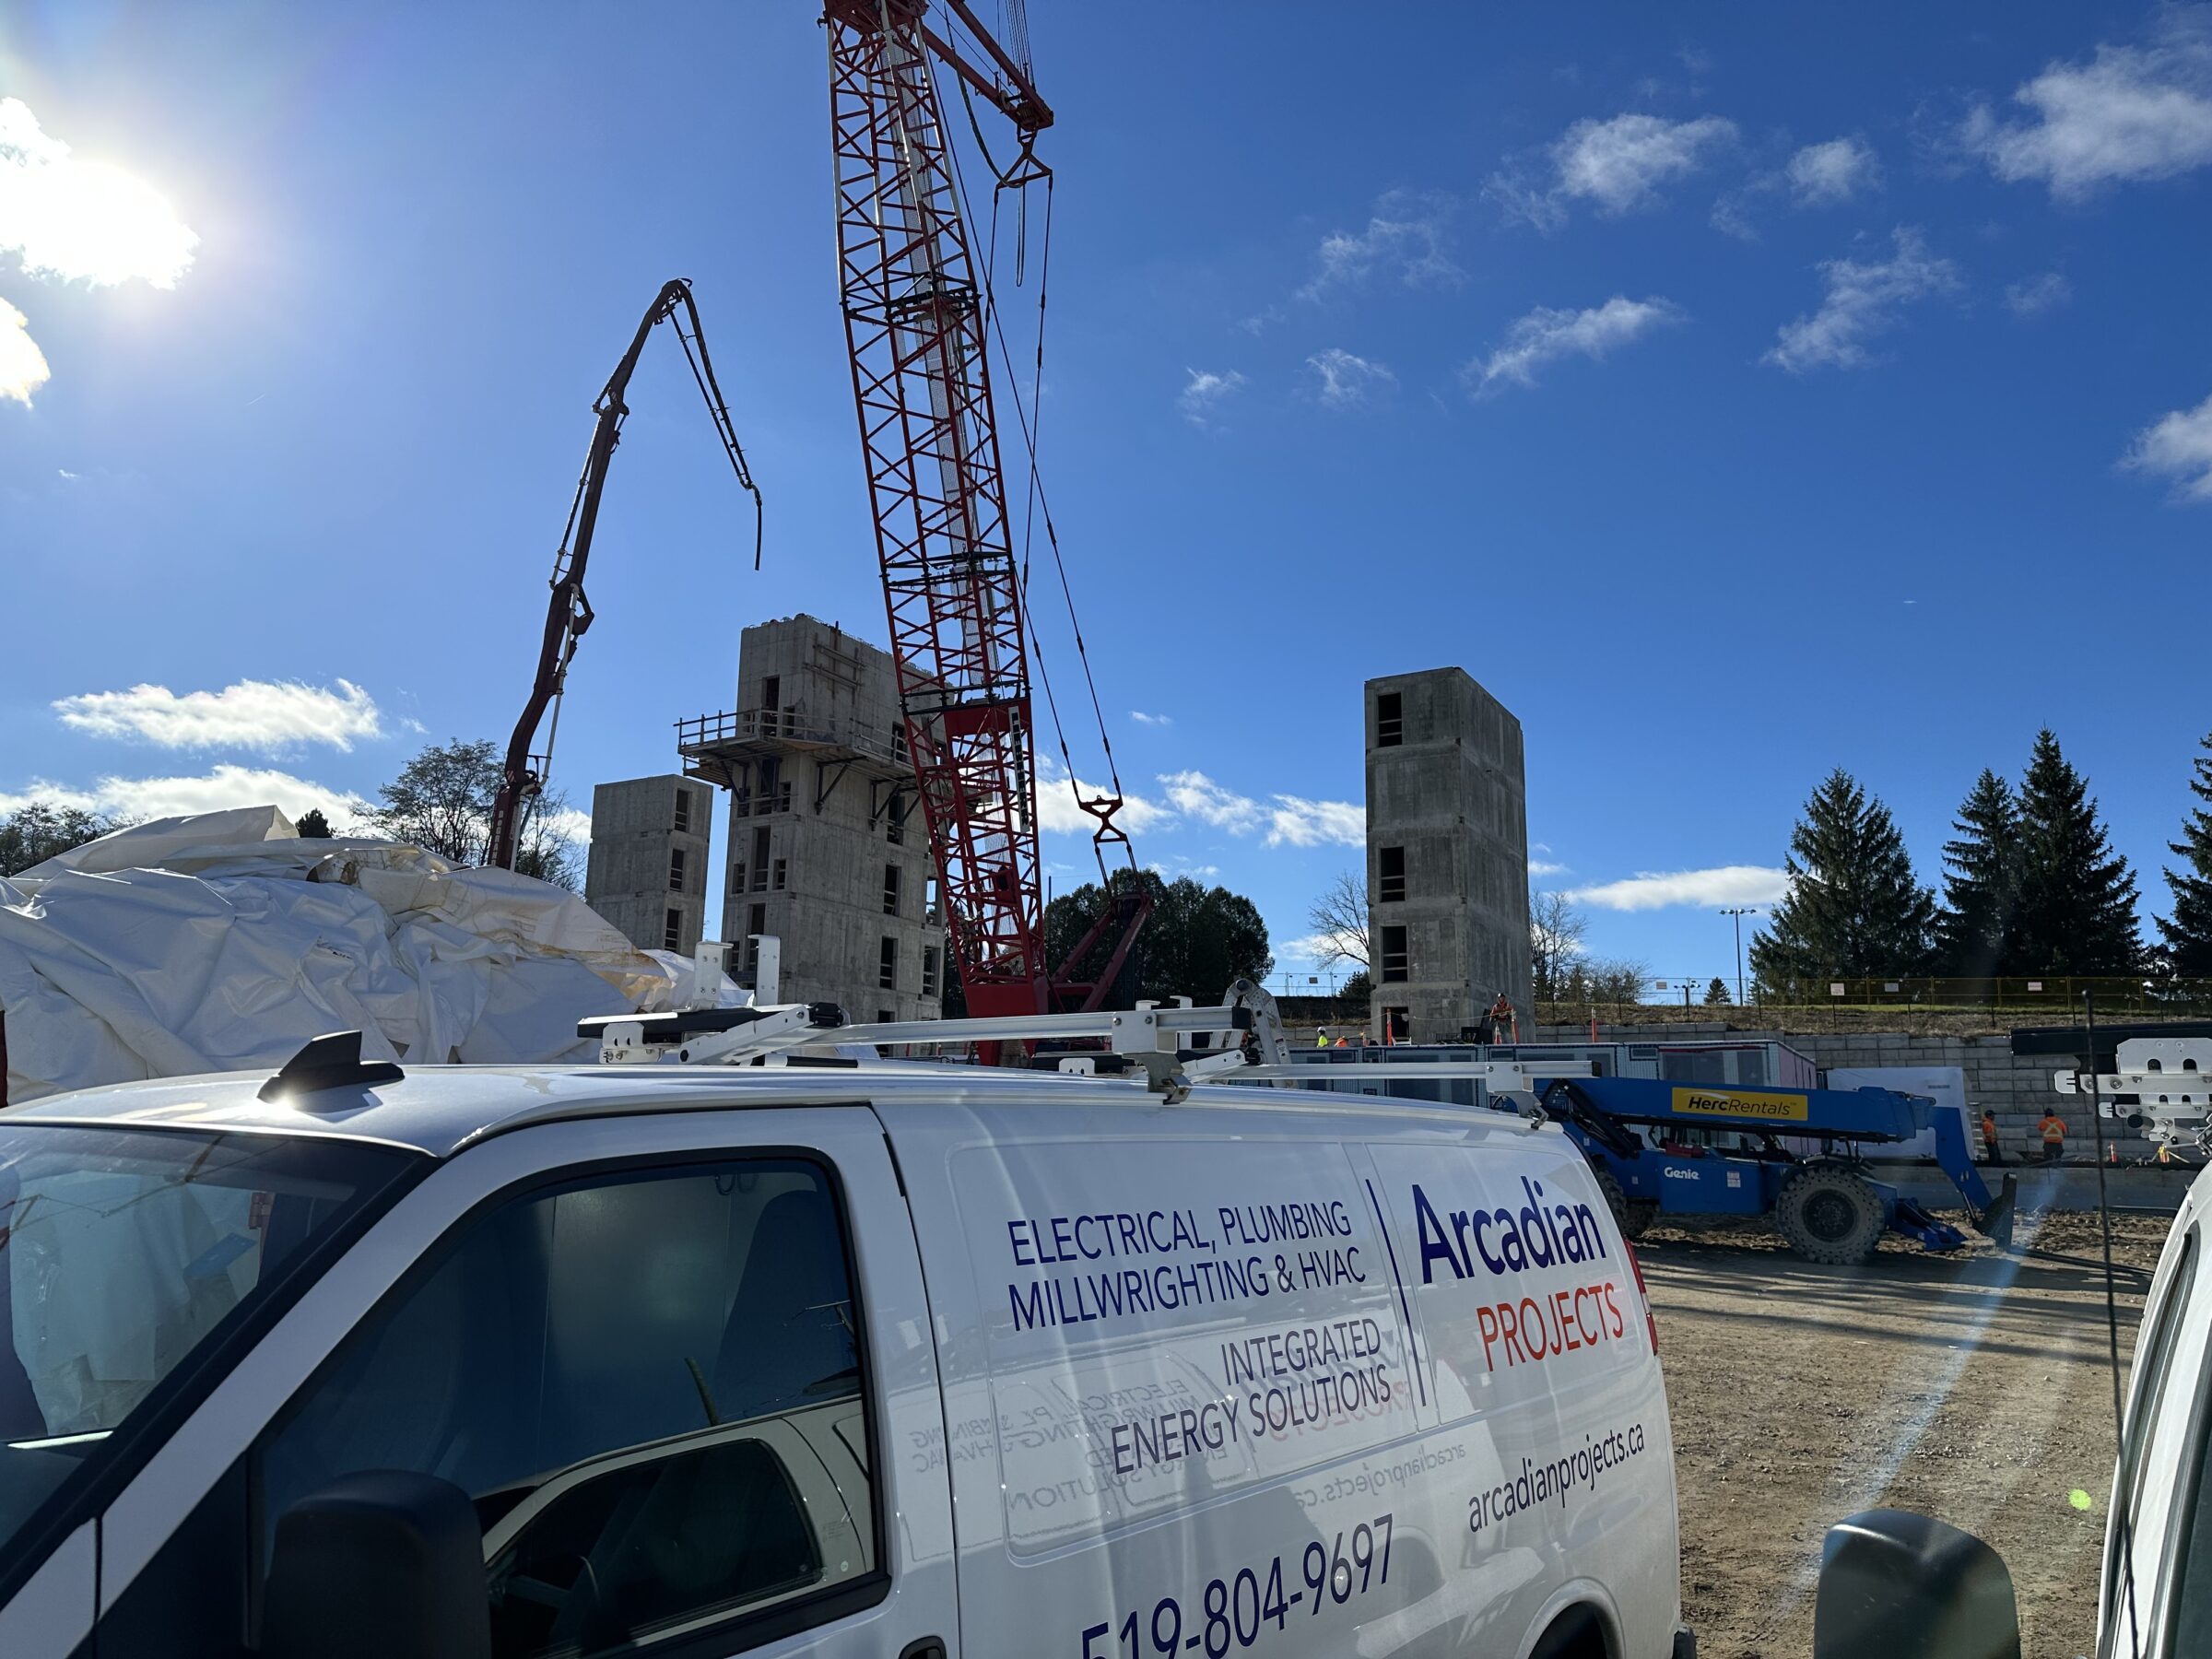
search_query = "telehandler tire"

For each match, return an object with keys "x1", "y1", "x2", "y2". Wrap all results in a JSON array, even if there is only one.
[
  {"x1": 1593, "y1": 1167, "x2": 1653, "y2": 1241},
  {"x1": 1775, "y1": 1167, "x2": 1885, "y2": 1265}
]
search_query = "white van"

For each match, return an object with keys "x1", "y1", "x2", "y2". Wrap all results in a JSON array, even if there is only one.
[
  {"x1": 2089, "y1": 1157, "x2": 2211, "y2": 1658},
  {"x1": 0, "y1": 1030, "x2": 1687, "y2": 1659}
]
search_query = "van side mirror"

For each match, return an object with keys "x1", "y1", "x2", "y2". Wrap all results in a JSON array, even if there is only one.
[
  {"x1": 1813, "y1": 1508, "x2": 2020, "y2": 1659},
  {"x1": 263, "y1": 1471, "x2": 490, "y2": 1659}
]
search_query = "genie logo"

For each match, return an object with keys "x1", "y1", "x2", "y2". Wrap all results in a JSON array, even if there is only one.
[{"x1": 1411, "y1": 1177, "x2": 1608, "y2": 1284}]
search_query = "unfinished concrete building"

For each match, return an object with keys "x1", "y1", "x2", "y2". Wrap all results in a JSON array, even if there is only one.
[
  {"x1": 584, "y1": 774, "x2": 713, "y2": 956},
  {"x1": 1365, "y1": 668, "x2": 1532, "y2": 1043},
  {"x1": 678, "y1": 615, "x2": 945, "y2": 1021}
]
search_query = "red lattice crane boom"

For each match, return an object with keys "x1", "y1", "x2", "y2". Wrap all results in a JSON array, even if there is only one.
[{"x1": 825, "y1": 0, "x2": 1145, "y2": 1017}]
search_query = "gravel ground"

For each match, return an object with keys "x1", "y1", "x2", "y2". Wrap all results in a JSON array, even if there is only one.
[{"x1": 1641, "y1": 1208, "x2": 2169, "y2": 1659}]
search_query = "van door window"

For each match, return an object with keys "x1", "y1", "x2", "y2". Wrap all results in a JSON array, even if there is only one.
[{"x1": 255, "y1": 1157, "x2": 878, "y2": 1658}]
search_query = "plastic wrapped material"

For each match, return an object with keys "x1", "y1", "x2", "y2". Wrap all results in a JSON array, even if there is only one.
[{"x1": 0, "y1": 807, "x2": 677, "y2": 1103}]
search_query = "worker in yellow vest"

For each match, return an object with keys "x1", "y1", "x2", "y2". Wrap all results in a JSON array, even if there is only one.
[
  {"x1": 2039, "y1": 1109, "x2": 2067, "y2": 1164},
  {"x1": 1315, "y1": 1029, "x2": 1332, "y2": 1049}
]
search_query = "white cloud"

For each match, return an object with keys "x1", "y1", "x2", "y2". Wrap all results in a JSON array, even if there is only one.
[
  {"x1": 1129, "y1": 710, "x2": 1173, "y2": 727},
  {"x1": 53, "y1": 677, "x2": 386, "y2": 753},
  {"x1": 1565, "y1": 865, "x2": 1792, "y2": 912},
  {"x1": 1763, "y1": 227, "x2": 1959, "y2": 374},
  {"x1": 0, "y1": 766, "x2": 372, "y2": 829},
  {"x1": 1159, "y1": 770, "x2": 1261, "y2": 834},
  {"x1": 0, "y1": 97, "x2": 199, "y2": 288},
  {"x1": 1529, "y1": 859, "x2": 1571, "y2": 877},
  {"x1": 1279, "y1": 929, "x2": 1369, "y2": 969},
  {"x1": 1467, "y1": 295, "x2": 1684, "y2": 394},
  {"x1": 1155, "y1": 771, "x2": 1363, "y2": 849},
  {"x1": 2124, "y1": 391, "x2": 2212, "y2": 502},
  {"x1": 1786, "y1": 136, "x2": 1880, "y2": 205},
  {"x1": 1296, "y1": 190, "x2": 1463, "y2": 300},
  {"x1": 1265, "y1": 794, "x2": 1364, "y2": 849},
  {"x1": 1035, "y1": 759, "x2": 1172, "y2": 837},
  {"x1": 1491, "y1": 112, "x2": 1737, "y2": 229},
  {"x1": 541, "y1": 805, "x2": 594, "y2": 846},
  {"x1": 0, "y1": 296, "x2": 49, "y2": 405},
  {"x1": 1306, "y1": 347, "x2": 1396, "y2": 408},
  {"x1": 1177, "y1": 367, "x2": 1246, "y2": 428},
  {"x1": 2005, "y1": 271, "x2": 2073, "y2": 317},
  {"x1": 1960, "y1": 18, "x2": 2212, "y2": 198}
]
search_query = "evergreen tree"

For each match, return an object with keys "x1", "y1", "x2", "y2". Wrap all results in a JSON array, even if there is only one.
[
  {"x1": 1934, "y1": 770, "x2": 2021, "y2": 977},
  {"x1": 1703, "y1": 976, "x2": 1731, "y2": 1006},
  {"x1": 2159, "y1": 734, "x2": 2212, "y2": 976},
  {"x1": 2013, "y1": 730, "x2": 2141, "y2": 973},
  {"x1": 1748, "y1": 769, "x2": 1936, "y2": 987},
  {"x1": 294, "y1": 807, "x2": 334, "y2": 839}
]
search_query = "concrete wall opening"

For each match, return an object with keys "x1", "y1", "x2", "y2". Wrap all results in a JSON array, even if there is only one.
[{"x1": 1379, "y1": 845, "x2": 1406, "y2": 903}]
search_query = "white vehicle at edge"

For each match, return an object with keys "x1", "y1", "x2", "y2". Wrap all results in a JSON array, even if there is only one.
[
  {"x1": 2093, "y1": 1157, "x2": 2212, "y2": 1658},
  {"x1": 0, "y1": 1039, "x2": 1688, "y2": 1659}
]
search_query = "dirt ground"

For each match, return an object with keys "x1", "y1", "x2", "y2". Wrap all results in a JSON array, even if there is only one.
[{"x1": 1641, "y1": 1207, "x2": 2169, "y2": 1659}]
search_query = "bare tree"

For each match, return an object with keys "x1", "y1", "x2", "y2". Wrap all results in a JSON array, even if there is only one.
[
  {"x1": 1583, "y1": 958, "x2": 1651, "y2": 1006},
  {"x1": 1529, "y1": 890, "x2": 1588, "y2": 1000},
  {"x1": 369, "y1": 737, "x2": 582, "y2": 889},
  {"x1": 1305, "y1": 871, "x2": 1370, "y2": 971},
  {"x1": 0, "y1": 804, "x2": 126, "y2": 877}
]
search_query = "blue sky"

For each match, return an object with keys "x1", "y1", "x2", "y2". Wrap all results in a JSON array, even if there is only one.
[{"x1": 5, "y1": 1, "x2": 2211, "y2": 994}]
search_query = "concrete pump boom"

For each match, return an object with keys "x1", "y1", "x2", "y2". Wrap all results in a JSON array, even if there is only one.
[{"x1": 488, "y1": 278, "x2": 762, "y2": 871}]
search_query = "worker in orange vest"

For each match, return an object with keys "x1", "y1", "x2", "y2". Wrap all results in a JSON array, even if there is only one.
[
  {"x1": 2039, "y1": 1108, "x2": 2067, "y2": 1164},
  {"x1": 1979, "y1": 1108, "x2": 2003, "y2": 1166}
]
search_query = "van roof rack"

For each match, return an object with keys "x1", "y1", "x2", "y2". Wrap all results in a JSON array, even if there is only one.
[{"x1": 582, "y1": 979, "x2": 1588, "y2": 1104}]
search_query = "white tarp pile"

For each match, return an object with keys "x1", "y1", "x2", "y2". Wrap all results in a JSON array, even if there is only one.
[{"x1": 0, "y1": 805, "x2": 679, "y2": 1105}]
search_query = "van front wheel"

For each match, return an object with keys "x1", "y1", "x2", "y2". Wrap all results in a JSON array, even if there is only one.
[{"x1": 1776, "y1": 1169, "x2": 1884, "y2": 1265}]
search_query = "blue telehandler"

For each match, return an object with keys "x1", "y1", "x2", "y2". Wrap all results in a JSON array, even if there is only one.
[{"x1": 1535, "y1": 1074, "x2": 2019, "y2": 1265}]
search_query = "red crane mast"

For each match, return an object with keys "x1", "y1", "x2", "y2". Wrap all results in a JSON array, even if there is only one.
[{"x1": 824, "y1": 0, "x2": 1144, "y2": 1017}]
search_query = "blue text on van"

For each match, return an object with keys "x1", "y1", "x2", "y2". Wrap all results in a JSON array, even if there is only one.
[{"x1": 1411, "y1": 1177, "x2": 1607, "y2": 1283}]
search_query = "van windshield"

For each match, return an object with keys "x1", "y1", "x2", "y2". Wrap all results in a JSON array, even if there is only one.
[{"x1": 0, "y1": 1124, "x2": 418, "y2": 1572}]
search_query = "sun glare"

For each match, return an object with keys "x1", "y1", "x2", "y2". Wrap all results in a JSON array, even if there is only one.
[{"x1": 0, "y1": 96, "x2": 200, "y2": 289}]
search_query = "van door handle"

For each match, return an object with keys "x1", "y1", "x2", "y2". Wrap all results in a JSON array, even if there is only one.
[{"x1": 899, "y1": 1641, "x2": 947, "y2": 1659}]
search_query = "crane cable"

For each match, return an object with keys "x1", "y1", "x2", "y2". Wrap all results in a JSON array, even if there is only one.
[{"x1": 945, "y1": 53, "x2": 1135, "y2": 888}]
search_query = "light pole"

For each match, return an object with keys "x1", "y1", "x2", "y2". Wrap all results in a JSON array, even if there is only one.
[{"x1": 1721, "y1": 907, "x2": 1759, "y2": 1006}]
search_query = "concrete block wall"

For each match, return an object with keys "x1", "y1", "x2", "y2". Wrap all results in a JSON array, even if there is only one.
[
  {"x1": 714, "y1": 617, "x2": 944, "y2": 1023},
  {"x1": 585, "y1": 775, "x2": 712, "y2": 955},
  {"x1": 1365, "y1": 667, "x2": 1531, "y2": 1045},
  {"x1": 1535, "y1": 1020, "x2": 2157, "y2": 1160}
]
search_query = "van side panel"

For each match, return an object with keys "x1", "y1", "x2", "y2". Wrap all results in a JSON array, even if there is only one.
[
  {"x1": 888, "y1": 1096, "x2": 1678, "y2": 1659},
  {"x1": 1366, "y1": 1137, "x2": 1679, "y2": 1656}
]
